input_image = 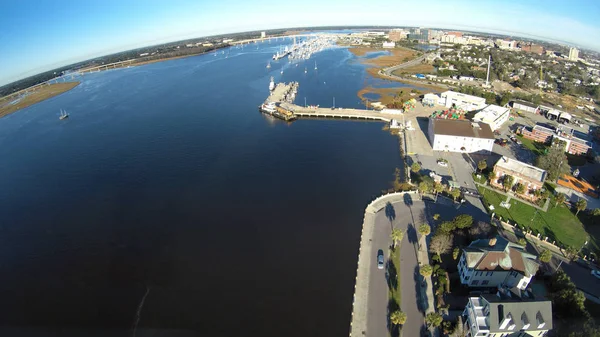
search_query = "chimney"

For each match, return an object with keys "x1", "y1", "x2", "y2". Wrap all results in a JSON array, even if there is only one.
[{"x1": 489, "y1": 237, "x2": 497, "y2": 246}]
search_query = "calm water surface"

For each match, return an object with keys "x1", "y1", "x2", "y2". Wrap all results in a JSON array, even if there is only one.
[{"x1": 0, "y1": 40, "x2": 405, "y2": 336}]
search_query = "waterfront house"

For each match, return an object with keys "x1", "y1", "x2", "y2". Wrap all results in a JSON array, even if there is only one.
[
  {"x1": 428, "y1": 119, "x2": 494, "y2": 153},
  {"x1": 491, "y1": 156, "x2": 547, "y2": 201},
  {"x1": 458, "y1": 236, "x2": 540, "y2": 290},
  {"x1": 463, "y1": 285, "x2": 552, "y2": 337}
]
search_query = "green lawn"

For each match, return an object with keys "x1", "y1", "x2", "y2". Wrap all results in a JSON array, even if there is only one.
[
  {"x1": 476, "y1": 185, "x2": 588, "y2": 248},
  {"x1": 516, "y1": 134, "x2": 548, "y2": 157}
]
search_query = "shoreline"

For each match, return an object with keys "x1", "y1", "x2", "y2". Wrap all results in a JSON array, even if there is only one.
[{"x1": 0, "y1": 82, "x2": 80, "y2": 118}]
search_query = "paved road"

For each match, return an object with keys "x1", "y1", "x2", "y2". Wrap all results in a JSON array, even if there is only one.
[
  {"x1": 367, "y1": 198, "x2": 427, "y2": 337},
  {"x1": 382, "y1": 54, "x2": 428, "y2": 77}
]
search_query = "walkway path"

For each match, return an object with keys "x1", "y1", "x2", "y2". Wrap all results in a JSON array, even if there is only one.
[{"x1": 475, "y1": 182, "x2": 550, "y2": 212}]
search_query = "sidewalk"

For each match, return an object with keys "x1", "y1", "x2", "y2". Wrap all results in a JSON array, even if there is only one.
[{"x1": 417, "y1": 235, "x2": 438, "y2": 337}]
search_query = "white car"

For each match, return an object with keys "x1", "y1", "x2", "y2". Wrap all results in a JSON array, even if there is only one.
[
  {"x1": 591, "y1": 270, "x2": 600, "y2": 279},
  {"x1": 437, "y1": 161, "x2": 448, "y2": 167}
]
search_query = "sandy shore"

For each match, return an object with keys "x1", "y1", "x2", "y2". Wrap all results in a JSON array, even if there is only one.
[{"x1": 0, "y1": 82, "x2": 80, "y2": 118}]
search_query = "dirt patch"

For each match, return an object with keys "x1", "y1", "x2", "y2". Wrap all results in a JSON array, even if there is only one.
[
  {"x1": 0, "y1": 82, "x2": 80, "y2": 118},
  {"x1": 350, "y1": 47, "x2": 417, "y2": 67},
  {"x1": 392, "y1": 63, "x2": 435, "y2": 75},
  {"x1": 357, "y1": 86, "x2": 422, "y2": 107}
]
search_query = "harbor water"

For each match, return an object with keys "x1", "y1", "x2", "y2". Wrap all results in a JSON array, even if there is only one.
[{"x1": 0, "y1": 39, "x2": 407, "y2": 336}]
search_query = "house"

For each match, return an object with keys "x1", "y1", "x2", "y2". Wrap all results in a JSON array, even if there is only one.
[
  {"x1": 458, "y1": 236, "x2": 540, "y2": 290},
  {"x1": 428, "y1": 119, "x2": 494, "y2": 153},
  {"x1": 463, "y1": 285, "x2": 552, "y2": 337},
  {"x1": 518, "y1": 124, "x2": 554, "y2": 144},
  {"x1": 553, "y1": 126, "x2": 592, "y2": 155},
  {"x1": 440, "y1": 91, "x2": 487, "y2": 111},
  {"x1": 382, "y1": 41, "x2": 396, "y2": 48},
  {"x1": 510, "y1": 100, "x2": 539, "y2": 114},
  {"x1": 491, "y1": 156, "x2": 547, "y2": 200},
  {"x1": 473, "y1": 105, "x2": 511, "y2": 131}
]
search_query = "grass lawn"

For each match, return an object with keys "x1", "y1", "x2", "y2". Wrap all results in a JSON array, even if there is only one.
[
  {"x1": 476, "y1": 185, "x2": 588, "y2": 248},
  {"x1": 516, "y1": 134, "x2": 548, "y2": 157}
]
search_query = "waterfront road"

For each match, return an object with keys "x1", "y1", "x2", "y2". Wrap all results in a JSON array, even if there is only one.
[{"x1": 366, "y1": 197, "x2": 427, "y2": 337}]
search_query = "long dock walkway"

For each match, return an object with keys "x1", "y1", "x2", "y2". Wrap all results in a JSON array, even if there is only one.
[{"x1": 279, "y1": 102, "x2": 399, "y2": 122}]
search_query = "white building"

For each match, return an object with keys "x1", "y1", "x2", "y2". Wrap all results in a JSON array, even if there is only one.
[
  {"x1": 382, "y1": 41, "x2": 396, "y2": 48},
  {"x1": 511, "y1": 100, "x2": 539, "y2": 114},
  {"x1": 496, "y1": 39, "x2": 517, "y2": 50},
  {"x1": 428, "y1": 119, "x2": 495, "y2": 153},
  {"x1": 473, "y1": 104, "x2": 511, "y2": 131},
  {"x1": 459, "y1": 236, "x2": 540, "y2": 290},
  {"x1": 569, "y1": 47, "x2": 579, "y2": 61},
  {"x1": 463, "y1": 286, "x2": 553, "y2": 337},
  {"x1": 422, "y1": 93, "x2": 440, "y2": 106},
  {"x1": 261, "y1": 31, "x2": 266, "y2": 38},
  {"x1": 440, "y1": 91, "x2": 487, "y2": 110}
]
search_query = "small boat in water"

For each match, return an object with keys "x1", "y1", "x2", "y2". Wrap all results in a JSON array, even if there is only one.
[
  {"x1": 314, "y1": 61, "x2": 317, "y2": 70},
  {"x1": 59, "y1": 109, "x2": 69, "y2": 120},
  {"x1": 266, "y1": 61, "x2": 271, "y2": 69}
]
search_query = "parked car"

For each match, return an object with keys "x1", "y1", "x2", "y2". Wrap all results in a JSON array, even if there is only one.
[
  {"x1": 437, "y1": 160, "x2": 448, "y2": 167},
  {"x1": 591, "y1": 270, "x2": 600, "y2": 279},
  {"x1": 377, "y1": 249, "x2": 384, "y2": 270}
]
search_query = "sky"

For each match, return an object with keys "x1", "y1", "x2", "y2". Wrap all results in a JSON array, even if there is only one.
[{"x1": 1, "y1": 0, "x2": 600, "y2": 86}]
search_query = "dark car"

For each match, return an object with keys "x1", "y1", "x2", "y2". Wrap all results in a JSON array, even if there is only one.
[{"x1": 377, "y1": 249, "x2": 384, "y2": 270}]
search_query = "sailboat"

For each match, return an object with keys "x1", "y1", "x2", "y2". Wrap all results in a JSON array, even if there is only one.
[
  {"x1": 314, "y1": 61, "x2": 317, "y2": 70},
  {"x1": 304, "y1": 67, "x2": 307, "y2": 74},
  {"x1": 280, "y1": 69, "x2": 283, "y2": 75},
  {"x1": 266, "y1": 61, "x2": 271, "y2": 69},
  {"x1": 59, "y1": 109, "x2": 69, "y2": 120}
]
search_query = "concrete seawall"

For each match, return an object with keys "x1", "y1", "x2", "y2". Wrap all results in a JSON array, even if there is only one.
[{"x1": 349, "y1": 191, "x2": 419, "y2": 337}]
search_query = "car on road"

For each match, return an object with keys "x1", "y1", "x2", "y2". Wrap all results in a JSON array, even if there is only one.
[
  {"x1": 437, "y1": 160, "x2": 448, "y2": 167},
  {"x1": 592, "y1": 270, "x2": 600, "y2": 279},
  {"x1": 377, "y1": 249, "x2": 384, "y2": 270},
  {"x1": 461, "y1": 187, "x2": 481, "y2": 197}
]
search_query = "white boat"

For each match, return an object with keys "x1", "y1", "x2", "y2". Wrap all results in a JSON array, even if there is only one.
[
  {"x1": 269, "y1": 77, "x2": 275, "y2": 91},
  {"x1": 266, "y1": 61, "x2": 271, "y2": 69},
  {"x1": 59, "y1": 109, "x2": 69, "y2": 120},
  {"x1": 314, "y1": 61, "x2": 317, "y2": 70},
  {"x1": 304, "y1": 67, "x2": 307, "y2": 74},
  {"x1": 280, "y1": 69, "x2": 283, "y2": 74}
]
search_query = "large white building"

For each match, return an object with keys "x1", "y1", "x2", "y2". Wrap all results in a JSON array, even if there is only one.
[
  {"x1": 473, "y1": 104, "x2": 511, "y2": 131},
  {"x1": 440, "y1": 91, "x2": 487, "y2": 111},
  {"x1": 428, "y1": 119, "x2": 495, "y2": 153},
  {"x1": 463, "y1": 286, "x2": 553, "y2": 337},
  {"x1": 569, "y1": 47, "x2": 579, "y2": 61},
  {"x1": 459, "y1": 236, "x2": 540, "y2": 290}
]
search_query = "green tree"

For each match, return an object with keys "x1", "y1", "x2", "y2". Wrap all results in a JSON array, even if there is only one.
[
  {"x1": 433, "y1": 182, "x2": 444, "y2": 201},
  {"x1": 420, "y1": 264, "x2": 433, "y2": 277},
  {"x1": 453, "y1": 214, "x2": 473, "y2": 229},
  {"x1": 536, "y1": 145, "x2": 571, "y2": 181},
  {"x1": 391, "y1": 228, "x2": 404, "y2": 249},
  {"x1": 518, "y1": 238, "x2": 527, "y2": 246},
  {"x1": 433, "y1": 214, "x2": 440, "y2": 221},
  {"x1": 477, "y1": 159, "x2": 487, "y2": 173},
  {"x1": 425, "y1": 312, "x2": 443, "y2": 328},
  {"x1": 592, "y1": 208, "x2": 600, "y2": 217},
  {"x1": 575, "y1": 199, "x2": 587, "y2": 215},
  {"x1": 539, "y1": 249, "x2": 552, "y2": 263},
  {"x1": 450, "y1": 188, "x2": 461, "y2": 201},
  {"x1": 411, "y1": 162, "x2": 421, "y2": 173},
  {"x1": 555, "y1": 193, "x2": 567, "y2": 208},
  {"x1": 418, "y1": 181, "x2": 432, "y2": 194},
  {"x1": 430, "y1": 233, "x2": 454, "y2": 258},
  {"x1": 564, "y1": 246, "x2": 579, "y2": 261},
  {"x1": 515, "y1": 183, "x2": 526, "y2": 195},
  {"x1": 390, "y1": 310, "x2": 407, "y2": 325},
  {"x1": 502, "y1": 175, "x2": 514, "y2": 191},
  {"x1": 438, "y1": 221, "x2": 456, "y2": 234},
  {"x1": 452, "y1": 247, "x2": 460, "y2": 260},
  {"x1": 418, "y1": 223, "x2": 431, "y2": 238}
]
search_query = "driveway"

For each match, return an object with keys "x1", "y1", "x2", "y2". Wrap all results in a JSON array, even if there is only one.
[{"x1": 368, "y1": 198, "x2": 427, "y2": 337}]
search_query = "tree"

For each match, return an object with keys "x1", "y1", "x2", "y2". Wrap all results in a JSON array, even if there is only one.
[
  {"x1": 536, "y1": 145, "x2": 571, "y2": 181},
  {"x1": 555, "y1": 193, "x2": 567, "y2": 208},
  {"x1": 469, "y1": 221, "x2": 493, "y2": 240},
  {"x1": 430, "y1": 233, "x2": 454, "y2": 257},
  {"x1": 453, "y1": 214, "x2": 473, "y2": 230},
  {"x1": 433, "y1": 182, "x2": 444, "y2": 201},
  {"x1": 425, "y1": 312, "x2": 443, "y2": 328},
  {"x1": 575, "y1": 199, "x2": 587, "y2": 215},
  {"x1": 419, "y1": 181, "x2": 432, "y2": 194},
  {"x1": 515, "y1": 183, "x2": 526, "y2": 195},
  {"x1": 452, "y1": 247, "x2": 460, "y2": 260},
  {"x1": 564, "y1": 246, "x2": 579, "y2": 261},
  {"x1": 419, "y1": 223, "x2": 431, "y2": 238},
  {"x1": 390, "y1": 310, "x2": 407, "y2": 325},
  {"x1": 450, "y1": 188, "x2": 461, "y2": 201},
  {"x1": 433, "y1": 214, "x2": 440, "y2": 221},
  {"x1": 539, "y1": 249, "x2": 552, "y2": 263},
  {"x1": 502, "y1": 175, "x2": 514, "y2": 191},
  {"x1": 420, "y1": 264, "x2": 433, "y2": 277},
  {"x1": 517, "y1": 238, "x2": 527, "y2": 246},
  {"x1": 477, "y1": 159, "x2": 487, "y2": 173},
  {"x1": 391, "y1": 228, "x2": 404, "y2": 249},
  {"x1": 438, "y1": 221, "x2": 456, "y2": 234},
  {"x1": 411, "y1": 162, "x2": 421, "y2": 173}
]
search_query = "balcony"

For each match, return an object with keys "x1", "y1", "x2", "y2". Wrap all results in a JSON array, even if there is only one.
[{"x1": 467, "y1": 298, "x2": 490, "y2": 332}]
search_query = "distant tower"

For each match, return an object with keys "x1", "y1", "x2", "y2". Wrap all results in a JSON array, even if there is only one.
[{"x1": 568, "y1": 47, "x2": 579, "y2": 61}]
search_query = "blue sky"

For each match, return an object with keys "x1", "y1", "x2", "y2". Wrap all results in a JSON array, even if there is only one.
[{"x1": 1, "y1": 0, "x2": 599, "y2": 86}]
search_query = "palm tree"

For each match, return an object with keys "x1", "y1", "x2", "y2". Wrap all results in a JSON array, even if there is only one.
[
  {"x1": 391, "y1": 228, "x2": 404, "y2": 249},
  {"x1": 418, "y1": 223, "x2": 431, "y2": 249},
  {"x1": 575, "y1": 199, "x2": 587, "y2": 215},
  {"x1": 477, "y1": 159, "x2": 487, "y2": 173},
  {"x1": 555, "y1": 193, "x2": 566, "y2": 208},
  {"x1": 433, "y1": 182, "x2": 444, "y2": 201},
  {"x1": 390, "y1": 310, "x2": 407, "y2": 325},
  {"x1": 420, "y1": 264, "x2": 433, "y2": 278}
]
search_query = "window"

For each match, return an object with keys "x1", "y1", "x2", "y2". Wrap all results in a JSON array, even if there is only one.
[
  {"x1": 471, "y1": 280, "x2": 479, "y2": 286},
  {"x1": 482, "y1": 280, "x2": 489, "y2": 285},
  {"x1": 465, "y1": 276, "x2": 470, "y2": 280}
]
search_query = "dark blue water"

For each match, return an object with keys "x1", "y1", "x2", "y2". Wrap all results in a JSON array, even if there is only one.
[{"x1": 0, "y1": 42, "x2": 402, "y2": 336}]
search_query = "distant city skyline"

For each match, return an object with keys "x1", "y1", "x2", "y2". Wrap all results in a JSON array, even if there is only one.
[{"x1": 1, "y1": 0, "x2": 599, "y2": 87}]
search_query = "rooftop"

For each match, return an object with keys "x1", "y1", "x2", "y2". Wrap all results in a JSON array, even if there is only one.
[
  {"x1": 512, "y1": 100, "x2": 538, "y2": 109},
  {"x1": 431, "y1": 119, "x2": 494, "y2": 139},
  {"x1": 473, "y1": 104, "x2": 510, "y2": 121},
  {"x1": 463, "y1": 236, "x2": 540, "y2": 276},
  {"x1": 441, "y1": 91, "x2": 487, "y2": 104},
  {"x1": 494, "y1": 156, "x2": 547, "y2": 183},
  {"x1": 477, "y1": 292, "x2": 553, "y2": 333},
  {"x1": 532, "y1": 124, "x2": 555, "y2": 134}
]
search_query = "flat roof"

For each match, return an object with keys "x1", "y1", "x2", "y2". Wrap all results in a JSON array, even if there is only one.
[
  {"x1": 512, "y1": 100, "x2": 538, "y2": 109},
  {"x1": 495, "y1": 156, "x2": 547, "y2": 183},
  {"x1": 440, "y1": 91, "x2": 486, "y2": 104},
  {"x1": 532, "y1": 124, "x2": 555, "y2": 134},
  {"x1": 474, "y1": 105, "x2": 510, "y2": 121},
  {"x1": 431, "y1": 119, "x2": 495, "y2": 139}
]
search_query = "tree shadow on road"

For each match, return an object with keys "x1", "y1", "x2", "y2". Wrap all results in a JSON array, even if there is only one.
[
  {"x1": 386, "y1": 257, "x2": 398, "y2": 291},
  {"x1": 385, "y1": 202, "x2": 396, "y2": 229},
  {"x1": 407, "y1": 223, "x2": 418, "y2": 245},
  {"x1": 414, "y1": 265, "x2": 430, "y2": 314}
]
